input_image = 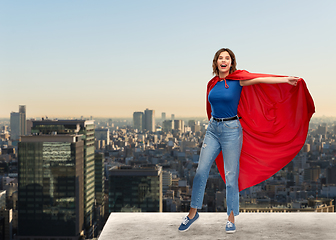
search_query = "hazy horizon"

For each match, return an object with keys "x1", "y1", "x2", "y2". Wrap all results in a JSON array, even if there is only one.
[
  {"x1": 2, "y1": 0, "x2": 336, "y2": 118},
  {"x1": 1, "y1": 115, "x2": 335, "y2": 122}
]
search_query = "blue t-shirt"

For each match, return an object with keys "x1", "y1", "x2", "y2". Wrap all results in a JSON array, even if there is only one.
[{"x1": 208, "y1": 80, "x2": 243, "y2": 118}]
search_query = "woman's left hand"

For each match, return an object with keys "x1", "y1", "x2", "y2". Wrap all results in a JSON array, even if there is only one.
[{"x1": 287, "y1": 76, "x2": 300, "y2": 86}]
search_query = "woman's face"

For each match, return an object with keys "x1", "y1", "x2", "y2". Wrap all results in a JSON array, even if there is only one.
[{"x1": 217, "y1": 51, "x2": 232, "y2": 77}]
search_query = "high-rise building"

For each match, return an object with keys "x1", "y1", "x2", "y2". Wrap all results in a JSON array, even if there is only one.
[
  {"x1": 94, "y1": 152, "x2": 105, "y2": 227},
  {"x1": 188, "y1": 120, "x2": 195, "y2": 127},
  {"x1": 95, "y1": 128, "x2": 110, "y2": 146},
  {"x1": 10, "y1": 112, "x2": 20, "y2": 140},
  {"x1": 0, "y1": 208, "x2": 12, "y2": 240},
  {"x1": 31, "y1": 120, "x2": 95, "y2": 232},
  {"x1": 174, "y1": 120, "x2": 184, "y2": 133},
  {"x1": 162, "y1": 171, "x2": 172, "y2": 195},
  {"x1": 18, "y1": 134, "x2": 84, "y2": 239},
  {"x1": 19, "y1": 105, "x2": 27, "y2": 136},
  {"x1": 26, "y1": 119, "x2": 34, "y2": 135},
  {"x1": 109, "y1": 164, "x2": 162, "y2": 212},
  {"x1": 108, "y1": 119, "x2": 113, "y2": 127},
  {"x1": 163, "y1": 120, "x2": 174, "y2": 133},
  {"x1": 161, "y1": 112, "x2": 166, "y2": 121},
  {"x1": 303, "y1": 143, "x2": 311, "y2": 153},
  {"x1": 171, "y1": 114, "x2": 175, "y2": 120},
  {"x1": 304, "y1": 166, "x2": 321, "y2": 182},
  {"x1": 326, "y1": 165, "x2": 336, "y2": 184},
  {"x1": 144, "y1": 109, "x2": 155, "y2": 132},
  {"x1": 10, "y1": 105, "x2": 27, "y2": 141},
  {"x1": 133, "y1": 112, "x2": 143, "y2": 132},
  {"x1": 0, "y1": 190, "x2": 6, "y2": 209},
  {"x1": 188, "y1": 120, "x2": 201, "y2": 133},
  {"x1": 317, "y1": 124, "x2": 327, "y2": 137},
  {"x1": 95, "y1": 152, "x2": 105, "y2": 206},
  {"x1": 293, "y1": 152, "x2": 307, "y2": 170}
]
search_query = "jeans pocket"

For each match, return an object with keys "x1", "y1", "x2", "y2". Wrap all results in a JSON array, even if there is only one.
[{"x1": 223, "y1": 120, "x2": 239, "y2": 129}]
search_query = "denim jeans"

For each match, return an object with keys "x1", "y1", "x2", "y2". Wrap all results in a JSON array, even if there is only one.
[{"x1": 190, "y1": 117, "x2": 243, "y2": 216}]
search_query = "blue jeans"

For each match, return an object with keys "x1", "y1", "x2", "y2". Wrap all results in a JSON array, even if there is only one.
[{"x1": 190, "y1": 117, "x2": 243, "y2": 216}]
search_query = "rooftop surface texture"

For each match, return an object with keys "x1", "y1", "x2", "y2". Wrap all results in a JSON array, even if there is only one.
[{"x1": 98, "y1": 212, "x2": 336, "y2": 240}]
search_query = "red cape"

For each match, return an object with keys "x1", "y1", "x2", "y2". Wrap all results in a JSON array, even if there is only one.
[{"x1": 206, "y1": 70, "x2": 315, "y2": 191}]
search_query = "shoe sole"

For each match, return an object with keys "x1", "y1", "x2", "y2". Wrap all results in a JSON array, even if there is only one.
[
  {"x1": 178, "y1": 217, "x2": 199, "y2": 232},
  {"x1": 226, "y1": 229, "x2": 236, "y2": 234}
]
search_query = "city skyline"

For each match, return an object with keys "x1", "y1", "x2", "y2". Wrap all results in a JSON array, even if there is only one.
[{"x1": 1, "y1": 0, "x2": 336, "y2": 118}]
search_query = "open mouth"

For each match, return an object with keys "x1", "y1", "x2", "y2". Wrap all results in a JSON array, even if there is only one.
[{"x1": 220, "y1": 64, "x2": 227, "y2": 68}]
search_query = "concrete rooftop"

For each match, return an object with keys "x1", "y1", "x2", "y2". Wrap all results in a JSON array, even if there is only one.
[{"x1": 98, "y1": 212, "x2": 336, "y2": 240}]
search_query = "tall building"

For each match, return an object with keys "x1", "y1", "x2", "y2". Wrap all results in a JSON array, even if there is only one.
[
  {"x1": 133, "y1": 112, "x2": 143, "y2": 132},
  {"x1": 10, "y1": 112, "x2": 20, "y2": 141},
  {"x1": 95, "y1": 128, "x2": 110, "y2": 146},
  {"x1": 293, "y1": 152, "x2": 307, "y2": 170},
  {"x1": 161, "y1": 112, "x2": 166, "y2": 121},
  {"x1": 94, "y1": 152, "x2": 105, "y2": 206},
  {"x1": 144, "y1": 109, "x2": 155, "y2": 132},
  {"x1": 304, "y1": 166, "x2": 321, "y2": 182},
  {"x1": 326, "y1": 165, "x2": 336, "y2": 184},
  {"x1": 163, "y1": 120, "x2": 174, "y2": 133},
  {"x1": 26, "y1": 119, "x2": 34, "y2": 135},
  {"x1": 162, "y1": 171, "x2": 172, "y2": 195},
  {"x1": 18, "y1": 134, "x2": 84, "y2": 239},
  {"x1": 188, "y1": 120, "x2": 201, "y2": 133},
  {"x1": 0, "y1": 190, "x2": 6, "y2": 210},
  {"x1": 174, "y1": 120, "x2": 184, "y2": 132},
  {"x1": 10, "y1": 105, "x2": 27, "y2": 141},
  {"x1": 317, "y1": 124, "x2": 327, "y2": 137},
  {"x1": 171, "y1": 114, "x2": 175, "y2": 120},
  {"x1": 19, "y1": 105, "x2": 27, "y2": 136},
  {"x1": 109, "y1": 164, "x2": 162, "y2": 212},
  {"x1": 0, "y1": 209, "x2": 12, "y2": 240},
  {"x1": 188, "y1": 120, "x2": 195, "y2": 127},
  {"x1": 31, "y1": 120, "x2": 95, "y2": 232},
  {"x1": 94, "y1": 152, "x2": 105, "y2": 230}
]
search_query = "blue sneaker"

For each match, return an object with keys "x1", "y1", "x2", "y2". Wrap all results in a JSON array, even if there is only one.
[
  {"x1": 226, "y1": 221, "x2": 236, "y2": 233},
  {"x1": 178, "y1": 212, "x2": 199, "y2": 232}
]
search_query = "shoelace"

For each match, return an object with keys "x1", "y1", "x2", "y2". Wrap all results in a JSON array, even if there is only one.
[
  {"x1": 226, "y1": 221, "x2": 233, "y2": 228},
  {"x1": 182, "y1": 216, "x2": 189, "y2": 225}
]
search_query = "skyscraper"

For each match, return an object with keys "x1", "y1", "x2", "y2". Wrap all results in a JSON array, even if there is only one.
[
  {"x1": 18, "y1": 134, "x2": 84, "y2": 239},
  {"x1": 326, "y1": 165, "x2": 336, "y2": 184},
  {"x1": 19, "y1": 105, "x2": 27, "y2": 136},
  {"x1": 317, "y1": 124, "x2": 327, "y2": 137},
  {"x1": 161, "y1": 112, "x2": 166, "y2": 121},
  {"x1": 95, "y1": 128, "x2": 110, "y2": 146},
  {"x1": 10, "y1": 112, "x2": 20, "y2": 140},
  {"x1": 95, "y1": 152, "x2": 105, "y2": 206},
  {"x1": 133, "y1": 112, "x2": 144, "y2": 132},
  {"x1": 109, "y1": 164, "x2": 162, "y2": 212},
  {"x1": 144, "y1": 109, "x2": 155, "y2": 132},
  {"x1": 174, "y1": 120, "x2": 184, "y2": 132},
  {"x1": 162, "y1": 120, "x2": 174, "y2": 133},
  {"x1": 31, "y1": 120, "x2": 95, "y2": 232},
  {"x1": 10, "y1": 105, "x2": 27, "y2": 141}
]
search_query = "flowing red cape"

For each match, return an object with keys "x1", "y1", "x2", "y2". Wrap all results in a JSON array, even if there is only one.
[{"x1": 206, "y1": 70, "x2": 315, "y2": 191}]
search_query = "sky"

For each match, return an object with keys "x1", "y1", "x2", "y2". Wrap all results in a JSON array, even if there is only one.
[{"x1": 1, "y1": 0, "x2": 336, "y2": 119}]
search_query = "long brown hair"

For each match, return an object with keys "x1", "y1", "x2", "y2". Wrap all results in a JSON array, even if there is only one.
[{"x1": 212, "y1": 48, "x2": 237, "y2": 76}]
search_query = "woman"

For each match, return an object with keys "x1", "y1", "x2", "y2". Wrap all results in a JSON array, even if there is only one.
[{"x1": 178, "y1": 48, "x2": 312, "y2": 234}]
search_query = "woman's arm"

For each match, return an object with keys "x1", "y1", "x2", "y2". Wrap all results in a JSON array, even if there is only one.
[{"x1": 240, "y1": 76, "x2": 299, "y2": 86}]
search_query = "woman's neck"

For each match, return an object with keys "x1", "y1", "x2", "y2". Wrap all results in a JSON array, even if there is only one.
[{"x1": 218, "y1": 72, "x2": 229, "y2": 79}]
